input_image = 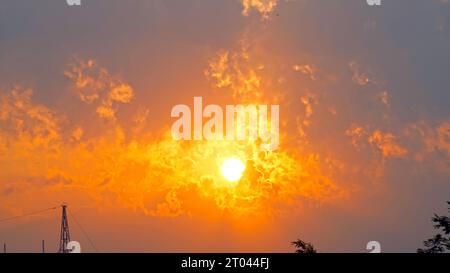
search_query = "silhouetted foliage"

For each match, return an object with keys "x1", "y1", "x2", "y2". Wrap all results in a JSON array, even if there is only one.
[
  {"x1": 291, "y1": 239, "x2": 317, "y2": 253},
  {"x1": 418, "y1": 201, "x2": 450, "y2": 253}
]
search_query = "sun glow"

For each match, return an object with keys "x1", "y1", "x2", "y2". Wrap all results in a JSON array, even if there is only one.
[{"x1": 221, "y1": 157, "x2": 246, "y2": 182}]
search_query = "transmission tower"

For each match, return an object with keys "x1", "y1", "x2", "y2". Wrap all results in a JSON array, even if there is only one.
[{"x1": 58, "y1": 204, "x2": 71, "y2": 253}]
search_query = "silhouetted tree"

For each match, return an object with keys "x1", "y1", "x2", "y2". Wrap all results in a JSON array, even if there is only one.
[
  {"x1": 291, "y1": 239, "x2": 317, "y2": 253},
  {"x1": 418, "y1": 201, "x2": 450, "y2": 253}
]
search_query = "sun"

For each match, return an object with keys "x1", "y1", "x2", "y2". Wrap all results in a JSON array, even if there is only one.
[{"x1": 220, "y1": 157, "x2": 246, "y2": 182}]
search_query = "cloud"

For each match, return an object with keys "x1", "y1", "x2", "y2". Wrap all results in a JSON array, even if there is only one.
[
  {"x1": 346, "y1": 124, "x2": 367, "y2": 149},
  {"x1": 436, "y1": 121, "x2": 450, "y2": 154},
  {"x1": 205, "y1": 37, "x2": 264, "y2": 102},
  {"x1": 1, "y1": 1, "x2": 449, "y2": 227},
  {"x1": 71, "y1": 126, "x2": 84, "y2": 141},
  {"x1": 349, "y1": 61, "x2": 375, "y2": 86},
  {"x1": 0, "y1": 87, "x2": 61, "y2": 149},
  {"x1": 346, "y1": 124, "x2": 407, "y2": 158},
  {"x1": 368, "y1": 130, "x2": 408, "y2": 158},
  {"x1": 377, "y1": 91, "x2": 390, "y2": 107},
  {"x1": 300, "y1": 93, "x2": 318, "y2": 118},
  {"x1": 241, "y1": 0, "x2": 279, "y2": 20},
  {"x1": 292, "y1": 64, "x2": 317, "y2": 81},
  {"x1": 0, "y1": 56, "x2": 346, "y2": 218},
  {"x1": 406, "y1": 120, "x2": 450, "y2": 173},
  {"x1": 64, "y1": 57, "x2": 134, "y2": 120}
]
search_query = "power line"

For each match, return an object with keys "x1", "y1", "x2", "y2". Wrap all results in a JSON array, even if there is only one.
[
  {"x1": 0, "y1": 206, "x2": 59, "y2": 223},
  {"x1": 69, "y1": 211, "x2": 99, "y2": 252},
  {"x1": 0, "y1": 204, "x2": 99, "y2": 253}
]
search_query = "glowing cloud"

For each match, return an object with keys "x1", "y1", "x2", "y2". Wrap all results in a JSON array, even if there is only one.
[
  {"x1": 241, "y1": 0, "x2": 279, "y2": 19},
  {"x1": 0, "y1": 87, "x2": 61, "y2": 149},
  {"x1": 205, "y1": 39, "x2": 265, "y2": 102},
  {"x1": 369, "y1": 130, "x2": 408, "y2": 158},
  {"x1": 64, "y1": 57, "x2": 134, "y2": 120},
  {"x1": 293, "y1": 64, "x2": 317, "y2": 81},
  {"x1": 0, "y1": 56, "x2": 345, "y2": 218},
  {"x1": 346, "y1": 125, "x2": 407, "y2": 158}
]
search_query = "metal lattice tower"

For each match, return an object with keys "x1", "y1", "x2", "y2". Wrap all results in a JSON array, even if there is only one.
[{"x1": 58, "y1": 204, "x2": 71, "y2": 253}]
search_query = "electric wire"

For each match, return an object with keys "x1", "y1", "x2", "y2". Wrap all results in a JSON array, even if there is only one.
[
  {"x1": 0, "y1": 206, "x2": 59, "y2": 223},
  {"x1": 69, "y1": 211, "x2": 99, "y2": 252}
]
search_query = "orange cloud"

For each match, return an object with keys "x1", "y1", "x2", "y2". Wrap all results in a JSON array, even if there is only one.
[
  {"x1": 345, "y1": 124, "x2": 367, "y2": 149},
  {"x1": 0, "y1": 59, "x2": 346, "y2": 219},
  {"x1": 435, "y1": 121, "x2": 450, "y2": 153},
  {"x1": 0, "y1": 87, "x2": 61, "y2": 150},
  {"x1": 346, "y1": 124, "x2": 407, "y2": 158},
  {"x1": 71, "y1": 126, "x2": 84, "y2": 142},
  {"x1": 369, "y1": 130, "x2": 408, "y2": 158},
  {"x1": 406, "y1": 120, "x2": 450, "y2": 173},
  {"x1": 241, "y1": 0, "x2": 279, "y2": 19},
  {"x1": 293, "y1": 64, "x2": 317, "y2": 81},
  {"x1": 64, "y1": 57, "x2": 134, "y2": 120},
  {"x1": 205, "y1": 38, "x2": 264, "y2": 102},
  {"x1": 377, "y1": 91, "x2": 390, "y2": 107}
]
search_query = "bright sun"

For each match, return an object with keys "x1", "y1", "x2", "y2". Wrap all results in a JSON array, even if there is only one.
[{"x1": 221, "y1": 158, "x2": 246, "y2": 182}]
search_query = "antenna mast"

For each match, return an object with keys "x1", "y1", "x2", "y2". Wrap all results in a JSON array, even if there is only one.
[{"x1": 58, "y1": 204, "x2": 71, "y2": 253}]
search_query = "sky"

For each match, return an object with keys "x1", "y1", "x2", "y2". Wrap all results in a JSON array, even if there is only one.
[{"x1": 0, "y1": 0, "x2": 449, "y2": 253}]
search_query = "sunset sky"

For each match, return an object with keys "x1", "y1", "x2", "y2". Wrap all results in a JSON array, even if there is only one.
[{"x1": 0, "y1": 0, "x2": 449, "y2": 253}]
